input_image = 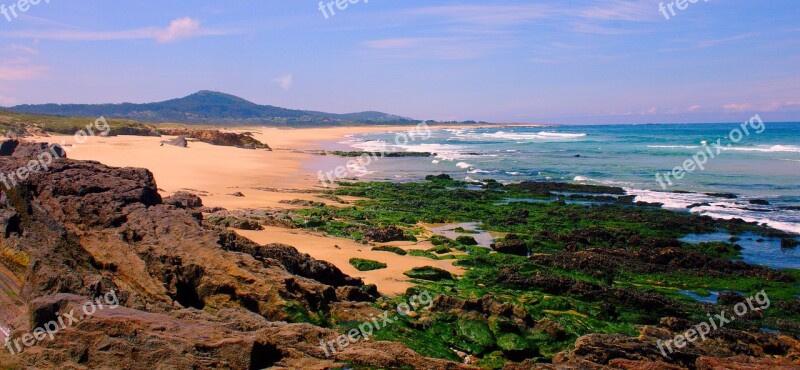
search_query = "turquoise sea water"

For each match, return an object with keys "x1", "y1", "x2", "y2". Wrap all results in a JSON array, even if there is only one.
[{"x1": 332, "y1": 122, "x2": 800, "y2": 235}]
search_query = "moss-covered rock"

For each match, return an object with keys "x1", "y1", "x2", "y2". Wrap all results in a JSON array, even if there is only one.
[
  {"x1": 371, "y1": 246, "x2": 407, "y2": 255},
  {"x1": 404, "y1": 266, "x2": 453, "y2": 281},
  {"x1": 349, "y1": 258, "x2": 387, "y2": 271}
]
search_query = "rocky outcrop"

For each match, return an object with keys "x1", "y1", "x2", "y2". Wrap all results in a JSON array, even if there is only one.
[
  {"x1": 532, "y1": 247, "x2": 795, "y2": 282},
  {"x1": 493, "y1": 234, "x2": 529, "y2": 256},
  {"x1": 162, "y1": 191, "x2": 204, "y2": 209},
  {"x1": 498, "y1": 267, "x2": 682, "y2": 316},
  {"x1": 158, "y1": 129, "x2": 271, "y2": 150},
  {"x1": 0, "y1": 142, "x2": 465, "y2": 369},
  {"x1": 549, "y1": 325, "x2": 800, "y2": 370},
  {"x1": 364, "y1": 225, "x2": 408, "y2": 243},
  {"x1": 160, "y1": 134, "x2": 188, "y2": 148}
]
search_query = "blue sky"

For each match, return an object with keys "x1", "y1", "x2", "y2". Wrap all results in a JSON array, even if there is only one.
[{"x1": 0, "y1": 0, "x2": 799, "y2": 124}]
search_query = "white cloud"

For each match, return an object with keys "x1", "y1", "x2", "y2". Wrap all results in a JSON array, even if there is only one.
[
  {"x1": 274, "y1": 74, "x2": 293, "y2": 91},
  {"x1": 687, "y1": 105, "x2": 702, "y2": 112},
  {"x1": 0, "y1": 17, "x2": 234, "y2": 43},
  {"x1": 723, "y1": 103, "x2": 753, "y2": 112},
  {"x1": 156, "y1": 17, "x2": 201, "y2": 43}
]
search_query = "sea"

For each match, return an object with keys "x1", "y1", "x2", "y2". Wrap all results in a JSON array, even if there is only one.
[{"x1": 329, "y1": 122, "x2": 800, "y2": 236}]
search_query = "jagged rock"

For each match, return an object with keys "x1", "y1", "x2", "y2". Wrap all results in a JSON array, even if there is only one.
[
  {"x1": 364, "y1": 226, "x2": 407, "y2": 243},
  {"x1": 532, "y1": 247, "x2": 794, "y2": 283},
  {"x1": 493, "y1": 234, "x2": 528, "y2": 256},
  {"x1": 163, "y1": 191, "x2": 204, "y2": 209},
  {"x1": 158, "y1": 129, "x2": 271, "y2": 150},
  {"x1": 781, "y1": 238, "x2": 799, "y2": 249},
  {"x1": 161, "y1": 135, "x2": 188, "y2": 148},
  {"x1": 696, "y1": 355, "x2": 800, "y2": 369},
  {"x1": 0, "y1": 155, "x2": 467, "y2": 369},
  {"x1": 717, "y1": 291, "x2": 745, "y2": 305},
  {"x1": 535, "y1": 318, "x2": 566, "y2": 340},
  {"x1": 498, "y1": 267, "x2": 682, "y2": 316},
  {"x1": 0, "y1": 139, "x2": 19, "y2": 155},
  {"x1": 431, "y1": 295, "x2": 534, "y2": 330}
]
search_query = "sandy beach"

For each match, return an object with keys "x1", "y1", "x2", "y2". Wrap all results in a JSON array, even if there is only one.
[{"x1": 33, "y1": 125, "x2": 465, "y2": 295}]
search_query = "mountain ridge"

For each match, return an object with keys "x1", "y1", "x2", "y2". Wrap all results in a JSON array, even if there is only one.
[{"x1": 7, "y1": 90, "x2": 417, "y2": 126}]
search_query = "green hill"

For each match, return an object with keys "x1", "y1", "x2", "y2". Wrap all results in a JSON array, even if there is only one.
[{"x1": 7, "y1": 90, "x2": 417, "y2": 126}]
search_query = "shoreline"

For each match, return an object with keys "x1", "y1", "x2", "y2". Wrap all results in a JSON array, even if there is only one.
[
  {"x1": 28, "y1": 124, "x2": 798, "y2": 296},
  {"x1": 31, "y1": 124, "x2": 472, "y2": 295}
]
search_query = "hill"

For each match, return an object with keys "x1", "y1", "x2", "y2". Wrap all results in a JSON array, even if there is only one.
[{"x1": 6, "y1": 90, "x2": 417, "y2": 126}]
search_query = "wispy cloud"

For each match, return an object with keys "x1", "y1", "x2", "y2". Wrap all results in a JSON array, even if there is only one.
[
  {"x1": 364, "y1": 2, "x2": 657, "y2": 60},
  {"x1": 5, "y1": 44, "x2": 37, "y2": 55},
  {"x1": 578, "y1": 0, "x2": 655, "y2": 22},
  {"x1": 571, "y1": 21, "x2": 644, "y2": 35},
  {"x1": 363, "y1": 36, "x2": 510, "y2": 60},
  {"x1": 0, "y1": 45, "x2": 48, "y2": 81},
  {"x1": 0, "y1": 17, "x2": 236, "y2": 43},
  {"x1": 687, "y1": 104, "x2": 702, "y2": 112},
  {"x1": 660, "y1": 33, "x2": 761, "y2": 52},
  {"x1": 723, "y1": 103, "x2": 754, "y2": 112},
  {"x1": 406, "y1": 4, "x2": 553, "y2": 26},
  {"x1": 274, "y1": 74, "x2": 293, "y2": 91}
]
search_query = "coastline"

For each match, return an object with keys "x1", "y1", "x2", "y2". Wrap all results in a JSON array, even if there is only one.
[
  {"x1": 29, "y1": 123, "x2": 799, "y2": 295},
  {"x1": 32, "y1": 124, "x2": 469, "y2": 295}
]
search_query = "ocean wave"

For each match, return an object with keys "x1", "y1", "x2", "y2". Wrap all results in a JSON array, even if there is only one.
[
  {"x1": 478, "y1": 131, "x2": 587, "y2": 141},
  {"x1": 468, "y1": 169, "x2": 494, "y2": 174},
  {"x1": 726, "y1": 145, "x2": 800, "y2": 153},
  {"x1": 350, "y1": 140, "x2": 391, "y2": 152},
  {"x1": 648, "y1": 145, "x2": 701, "y2": 149},
  {"x1": 456, "y1": 162, "x2": 473, "y2": 169},
  {"x1": 626, "y1": 188, "x2": 800, "y2": 234},
  {"x1": 451, "y1": 130, "x2": 587, "y2": 142},
  {"x1": 395, "y1": 143, "x2": 469, "y2": 161}
]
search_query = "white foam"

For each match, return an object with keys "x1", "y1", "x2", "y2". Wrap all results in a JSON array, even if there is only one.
[
  {"x1": 726, "y1": 145, "x2": 800, "y2": 153},
  {"x1": 648, "y1": 145, "x2": 701, "y2": 149},
  {"x1": 350, "y1": 140, "x2": 392, "y2": 152},
  {"x1": 478, "y1": 131, "x2": 587, "y2": 141},
  {"x1": 456, "y1": 162, "x2": 473, "y2": 169},
  {"x1": 395, "y1": 143, "x2": 469, "y2": 161},
  {"x1": 626, "y1": 188, "x2": 800, "y2": 234}
]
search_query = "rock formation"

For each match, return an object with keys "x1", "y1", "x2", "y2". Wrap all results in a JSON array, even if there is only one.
[{"x1": 0, "y1": 141, "x2": 467, "y2": 369}]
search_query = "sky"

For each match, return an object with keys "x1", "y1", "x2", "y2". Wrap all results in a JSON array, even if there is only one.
[{"x1": 0, "y1": 0, "x2": 799, "y2": 124}]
